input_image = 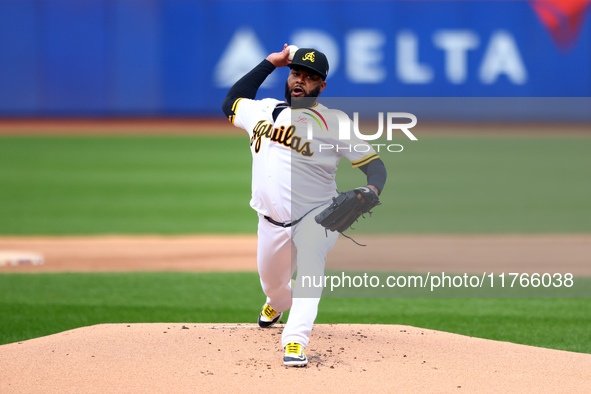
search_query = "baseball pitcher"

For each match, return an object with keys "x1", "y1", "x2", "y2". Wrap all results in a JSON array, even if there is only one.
[{"x1": 222, "y1": 44, "x2": 387, "y2": 367}]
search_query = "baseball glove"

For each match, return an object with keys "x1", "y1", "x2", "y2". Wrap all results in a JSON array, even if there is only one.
[{"x1": 315, "y1": 187, "x2": 381, "y2": 233}]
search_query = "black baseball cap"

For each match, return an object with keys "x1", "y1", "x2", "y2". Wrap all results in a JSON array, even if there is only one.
[{"x1": 288, "y1": 48, "x2": 329, "y2": 80}]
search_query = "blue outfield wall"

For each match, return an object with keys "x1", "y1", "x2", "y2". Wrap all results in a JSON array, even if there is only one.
[{"x1": 0, "y1": 0, "x2": 590, "y2": 118}]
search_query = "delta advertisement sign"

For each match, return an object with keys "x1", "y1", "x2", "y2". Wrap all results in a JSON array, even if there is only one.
[
  {"x1": 213, "y1": 0, "x2": 591, "y2": 99},
  {"x1": 0, "y1": 0, "x2": 589, "y2": 117}
]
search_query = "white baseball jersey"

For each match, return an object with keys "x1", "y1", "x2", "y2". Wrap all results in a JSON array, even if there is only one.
[{"x1": 231, "y1": 97, "x2": 379, "y2": 222}]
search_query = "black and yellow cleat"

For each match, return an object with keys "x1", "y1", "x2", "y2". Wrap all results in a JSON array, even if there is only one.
[
  {"x1": 283, "y1": 342, "x2": 307, "y2": 367},
  {"x1": 257, "y1": 303, "x2": 283, "y2": 328}
]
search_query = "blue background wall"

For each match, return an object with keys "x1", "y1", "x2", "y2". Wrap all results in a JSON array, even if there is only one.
[{"x1": 0, "y1": 0, "x2": 589, "y2": 118}]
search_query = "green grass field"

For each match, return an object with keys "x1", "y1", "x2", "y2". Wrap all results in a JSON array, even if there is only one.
[
  {"x1": 1, "y1": 272, "x2": 590, "y2": 353},
  {"x1": 1, "y1": 134, "x2": 590, "y2": 353},
  {"x1": 1, "y1": 135, "x2": 590, "y2": 234}
]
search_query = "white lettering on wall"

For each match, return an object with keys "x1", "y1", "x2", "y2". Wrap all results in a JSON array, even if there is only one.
[
  {"x1": 479, "y1": 30, "x2": 528, "y2": 84},
  {"x1": 346, "y1": 30, "x2": 387, "y2": 83},
  {"x1": 214, "y1": 28, "x2": 275, "y2": 88},
  {"x1": 397, "y1": 30, "x2": 434, "y2": 84},
  {"x1": 215, "y1": 28, "x2": 528, "y2": 87},
  {"x1": 433, "y1": 30, "x2": 479, "y2": 84}
]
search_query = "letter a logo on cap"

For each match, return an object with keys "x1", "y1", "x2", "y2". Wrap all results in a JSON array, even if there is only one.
[{"x1": 303, "y1": 51, "x2": 315, "y2": 62}]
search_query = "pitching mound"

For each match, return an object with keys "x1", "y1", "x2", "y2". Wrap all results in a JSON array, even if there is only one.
[{"x1": 1, "y1": 324, "x2": 589, "y2": 392}]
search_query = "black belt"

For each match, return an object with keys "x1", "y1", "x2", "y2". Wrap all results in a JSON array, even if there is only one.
[{"x1": 264, "y1": 216, "x2": 302, "y2": 228}]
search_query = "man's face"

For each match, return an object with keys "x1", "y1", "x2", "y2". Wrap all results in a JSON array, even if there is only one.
[{"x1": 285, "y1": 67, "x2": 327, "y2": 106}]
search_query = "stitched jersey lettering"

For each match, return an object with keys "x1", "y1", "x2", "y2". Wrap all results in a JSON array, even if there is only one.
[{"x1": 251, "y1": 120, "x2": 314, "y2": 157}]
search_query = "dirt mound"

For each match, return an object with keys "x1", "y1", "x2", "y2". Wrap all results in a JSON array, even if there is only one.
[{"x1": 1, "y1": 323, "x2": 589, "y2": 393}]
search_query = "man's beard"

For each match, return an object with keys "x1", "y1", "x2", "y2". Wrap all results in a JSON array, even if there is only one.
[{"x1": 285, "y1": 82, "x2": 322, "y2": 108}]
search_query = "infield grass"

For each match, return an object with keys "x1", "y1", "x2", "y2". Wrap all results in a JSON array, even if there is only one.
[
  {"x1": 1, "y1": 134, "x2": 590, "y2": 354},
  {"x1": 1, "y1": 135, "x2": 590, "y2": 234},
  {"x1": 1, "y1": 272, "x2": 590, "y2": 354}
]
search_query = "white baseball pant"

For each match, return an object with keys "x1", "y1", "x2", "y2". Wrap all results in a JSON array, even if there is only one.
[{"x1": 256, "y1": 206, "x2": 339, "y2": 348}]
